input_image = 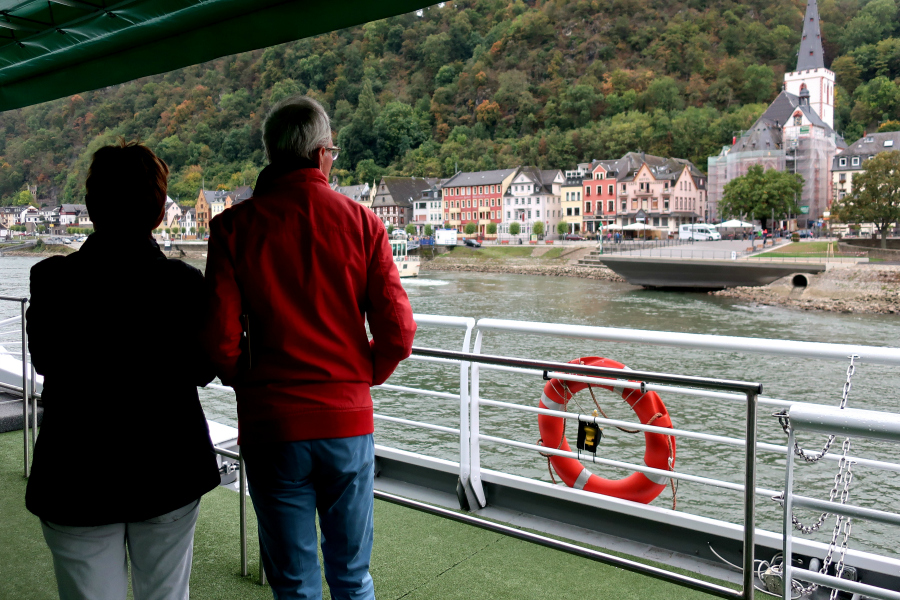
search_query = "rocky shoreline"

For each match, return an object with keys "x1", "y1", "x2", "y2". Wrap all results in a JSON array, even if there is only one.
[
  {"x1": 422, "y1": 259, "x2": 625, "y2": 282},
  {"x1": 711, "y1": 265, "x2": 900, "y2": 315},
  {"x1": 422, "y1": 252, "x2": 900, "y2": 315}
]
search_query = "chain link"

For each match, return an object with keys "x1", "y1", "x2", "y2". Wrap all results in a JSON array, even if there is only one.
[
  {"x1": 774, "y1": 355, "x2": 859, "y2": 597},
  {"x1": 777, "y1": 355, "x2": 858, "y2": 463}
]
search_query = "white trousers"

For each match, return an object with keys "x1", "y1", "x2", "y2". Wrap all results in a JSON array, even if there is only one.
[{"x1": 40, "y1": 499, "x2": 200, "y2": 600}]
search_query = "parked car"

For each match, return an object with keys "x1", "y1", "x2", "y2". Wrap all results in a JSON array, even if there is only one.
[
  {"x1": 464, "y1": 238, "x2": 481, "y2": 248},
  {"x1": 795, "y1": 229, "x2": 812, "y2": 238},
  {"x1": 564, "y1": 233, "x2": 585, "y2": 241}
]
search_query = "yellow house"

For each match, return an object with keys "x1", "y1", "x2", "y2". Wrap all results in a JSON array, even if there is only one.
[{"x1": 561, "y1": 177, "x2": 583, "y2": 233}]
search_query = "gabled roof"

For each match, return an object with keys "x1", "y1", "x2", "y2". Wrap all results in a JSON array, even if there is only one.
[
  {"x1": 730, "y1": 90, "x2": 836, "y2": 155},
  {"x1": 505, "y1": 167, "x2": 561, "y2": 195},
  {"x1": 796, "y1": 0, "x2": 826, "y2": 71},
  {"x1": 60, "y1": 204, "x2": 86, "y2": 213},
  {"x1": 372, "y1": 177, "x2": 434, "y2": 209},
  {"x1": 834, "y1": 131, "x2": 900, "y2": 169},
  {"x1": 200, "y1": 189, "x2": 230, "y2": 204},
  {"x1": 335, "y1": 183, "x2": 370, "y2": 202},
  {"x1": 443, "y1": 168, "x2": 517, "y2": 187},
  {"x1": 228, "y1": 185, "x2": 254, "y2": 206}
]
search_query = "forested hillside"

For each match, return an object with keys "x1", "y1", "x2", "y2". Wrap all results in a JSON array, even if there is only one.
[{"x1": 1, "y1": 0, "x2": 899, "y2": 206}]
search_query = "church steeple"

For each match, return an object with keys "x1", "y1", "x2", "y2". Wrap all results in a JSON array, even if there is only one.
[{"x1": 796, "y1": 0, "x2": 825, "y2": 71}]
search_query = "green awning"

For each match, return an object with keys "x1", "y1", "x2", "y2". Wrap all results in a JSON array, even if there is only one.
[{"x1": 0, "y1": 0, "x2": 432, "y2": 111}]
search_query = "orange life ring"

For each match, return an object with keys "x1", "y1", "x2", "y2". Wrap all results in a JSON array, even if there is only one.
[{"x1": 537, "y1": 356, "x2": 675, "y2": 504}]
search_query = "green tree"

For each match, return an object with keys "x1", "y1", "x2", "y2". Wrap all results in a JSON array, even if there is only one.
[
  {"x1": 13, "y1": 190, "x2": 33, "y2": 206},
  {"x1": 832, "y1": 151, "x2": 900, "y2": 248},
  {"x1": 424, "y1": 224, "x2": 433, "y2": 237},
  {"x1": 464, "y1": 223, "x2": 477, "y2": 235},
  {"x1": 373, "y1": 102, "x2": 428, "y2": 165},
  {"x1": 387, "y1": 224, "x2": 394, "y2": 235},
  {"x1": 720, "y1": 165, "x2": 802, "y2": 232},
  {"x1": 171, "y1": 226, "x2": 180, "y2": 238},
  {"x1": 405, "y1": 223, "x2": 416, "y2": 235},
  {"x1": 198, "y1": 226, "x2": 206, "y2": 239},
  {"x1": 355, "y1": 160, "x2": 385, "y2": 188},
  {"x1": 486, "y1": 222, "x2": 497, "y2": 235},
  {"x1": 556, "y1": 221, "x2": 568, "y2": 235},
  {"x1": 509, "y1": 221, "x2": 520, "y2": 236},
  {"x1": 532, "y1": 221, "x2": 544, "y2": 236}
]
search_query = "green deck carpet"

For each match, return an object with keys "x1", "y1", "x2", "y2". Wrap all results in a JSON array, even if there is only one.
[{"x1": 1, "y1": 430, "x2": 761, "y2": 599}]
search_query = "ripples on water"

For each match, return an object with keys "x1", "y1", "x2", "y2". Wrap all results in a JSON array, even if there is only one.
[{"x1": 3, "y1": 256, "x2": 899, "y2": 556}]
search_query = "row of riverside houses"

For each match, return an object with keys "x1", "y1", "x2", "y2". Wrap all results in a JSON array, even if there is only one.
[
  {"x1": 0, "y1": 202, "x2": 92, "y2": 234},
  {"x1": 333, "y1": 154, "x2": 709, "y2": 238}
]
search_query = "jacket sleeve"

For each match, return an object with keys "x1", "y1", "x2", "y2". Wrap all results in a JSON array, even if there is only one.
[
  {"x1": 203, "y1": 215, "x2": 245, "y2": 386},
  {"x1": 25, "y1": 257, "x2": 63, "y2": 377},
  {"x1": 365, "y1": 221, "x2": 417, "y2": 386}
]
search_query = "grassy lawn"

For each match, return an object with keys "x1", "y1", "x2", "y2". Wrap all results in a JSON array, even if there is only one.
[
  {"x1": 437, "y1": 245, "x2": 574, "y2": 261},
  {"x1": 762, "y1": 241, "x2": 841, "y2": 257}
]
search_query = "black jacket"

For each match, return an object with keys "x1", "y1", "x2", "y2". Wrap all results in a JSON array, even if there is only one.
[{"x1": 25, "y1": 232, "x2": 220, "y2": 526}]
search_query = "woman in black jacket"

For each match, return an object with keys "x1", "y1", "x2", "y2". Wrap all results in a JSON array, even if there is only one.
[{"x1": 25, "y1": 140, "x2": 220, "y2": 600}]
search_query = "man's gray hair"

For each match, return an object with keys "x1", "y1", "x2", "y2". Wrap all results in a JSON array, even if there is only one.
[{"x1": 262, "y1": 95, "x2": 331, "y2": 162}]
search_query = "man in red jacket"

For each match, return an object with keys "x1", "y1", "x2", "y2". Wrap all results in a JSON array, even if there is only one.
[{"x1": 205, "y1": 95, "x2": 416, "y2": 600}]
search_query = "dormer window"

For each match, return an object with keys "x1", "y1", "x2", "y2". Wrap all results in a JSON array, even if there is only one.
[
  {"x1": 852, "y1": 157, "x2": 860, "y2": 166},
  {"x1": 885, "y1": 140, "x2": 894, "y2": 147},
  {"x1": 839, "y1": 158, "x2": 847, "y2": 167}
]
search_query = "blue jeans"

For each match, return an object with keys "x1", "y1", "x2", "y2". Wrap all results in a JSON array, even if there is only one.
[{"x1": 243, "y1": 434, "x2": 375, "y2": 600}]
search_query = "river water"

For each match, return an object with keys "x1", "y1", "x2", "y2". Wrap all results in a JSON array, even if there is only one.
[{"x1": 2, "y1": 255, "x2": 899, "y2": 557}]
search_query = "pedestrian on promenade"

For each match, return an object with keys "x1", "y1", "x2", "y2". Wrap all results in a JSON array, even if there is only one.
[
  {"x1": 26, "y1": 140, "x2": 220, "y2": 600},
  {"x1": 204, "y1": 95, "x2": 416, "y2": 600}
]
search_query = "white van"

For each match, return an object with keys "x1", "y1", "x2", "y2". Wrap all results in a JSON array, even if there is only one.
[{"x1": 679, "y1": 224, "x2": 721, "y2": 241}]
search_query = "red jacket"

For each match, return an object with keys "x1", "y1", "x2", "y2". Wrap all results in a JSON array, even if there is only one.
[{"x1": 205, "y1": 167, "x2": 416, "y2": 444}]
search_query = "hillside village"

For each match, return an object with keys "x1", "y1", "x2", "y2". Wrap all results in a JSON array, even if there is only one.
[{"x1": 1, "y1": 0, "x2": 897, "y2": 241}]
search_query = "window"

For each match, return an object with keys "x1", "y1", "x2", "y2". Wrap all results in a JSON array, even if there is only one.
[
  {"x1": 536, "y1": 210, "x2": 540, "y2": 218},
  {"x1": 566, "y1": 207, "x2": 572, "y2": 216},
  {"x1": 527, "y1": 210, "x2": 532, "y2": 218},
  {"x1": 577, "y1": 192, "x2": 581, "y2": 201},
  {"x1": 528, "y1": 198, "x2": 532, "y2": 205},
  {"x1": 839, "y1": 173, "x2": 846, "y2": 182},
  {"x1": 664, "y1": 200, "x2": 669, "y2": 210},
  {"x1": 839, "y1": 158, "x2": 846, "y2": 167},
  {"x1": 585, "y1": 202, "x2": 591, "y2": 213},
  {"x1": 794, "y1": 114, "x2": 802, "y2": 126},
  {"x1": 608, "y1": 185, "x2": 613, "y2": 195},
  {"x1": 506, "y1": 199, "x2": 510, "y2": 205},
  {"x1": 852, "y1": 157, "x2": 860, "y2": 166},
  {"x1": 574, "y1": 207, "x2": 580, "y2": 216},
  {"x1": 565, "y1": 192, "x2": 570, "y2": 201},
  {"x1": 886, "y1": 140, "x2": 895, "y2": 147},
  {"x1": 507, "y1": 211, "x2": 511, "y2": 218},
  {"x1": 586, "y1": 186, "x2": 591, "y2": 196},
  {"x1": 621, "y1": 200, "x2": 627, "y2": 210},
  {"x1": 608, "y1": 200, "x2": 614, "y2": 212},
  {"x1": 478, "y1": 187, "x2": 482, "y2": 194}
]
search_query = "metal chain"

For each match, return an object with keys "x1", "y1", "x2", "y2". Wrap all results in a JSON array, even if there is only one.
[
  {"x1": 777, "y1": 355, "x2": 857, "y2": 463},
  {"x1": 788, "y1": 439, "x2": 853, "y2": 534},
  {"x1": 791, "y1": 439, "x2": 856, "y2": 596}
]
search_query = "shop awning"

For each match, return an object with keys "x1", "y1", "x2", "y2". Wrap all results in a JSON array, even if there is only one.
[{"x1": 0, "y1": 0, "x2": 431, "y2": 111}]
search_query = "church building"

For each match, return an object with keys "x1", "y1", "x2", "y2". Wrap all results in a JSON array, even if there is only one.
[{"x1": 707, "y1": 0, "x2": 844, "y2": 228}]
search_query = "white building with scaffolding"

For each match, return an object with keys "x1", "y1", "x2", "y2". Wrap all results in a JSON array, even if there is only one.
[{"x1": 707, "y1": 0, "x2": 844, "y2": 228}]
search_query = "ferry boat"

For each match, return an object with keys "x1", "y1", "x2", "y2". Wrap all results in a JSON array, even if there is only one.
[
  {"x1": 3, "y1": 308, "x2": 900, "y2": 600},
  {"x1": 392, "y1": 239, "x2": 420, "y2": 278},
  {"x1": 1, "y1": 3, "x2": 899, "y2": 600}
]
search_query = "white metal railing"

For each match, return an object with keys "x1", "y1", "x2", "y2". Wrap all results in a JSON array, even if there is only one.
[
  {"x1": 0, "y1": 298, "x2": 36, "y2": 477},
  {"x1": 781, "y1": 404, "x2": 900, "y2": 600}
]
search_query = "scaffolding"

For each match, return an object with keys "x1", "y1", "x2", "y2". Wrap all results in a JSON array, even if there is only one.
[{"x1": 708, "y1": 130, "x2": 837, "y2": 228}]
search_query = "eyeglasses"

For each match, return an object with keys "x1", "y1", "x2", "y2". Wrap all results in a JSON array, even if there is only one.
[{"x1": 324, "y1": 147, "x2": 340, "y2": 161}]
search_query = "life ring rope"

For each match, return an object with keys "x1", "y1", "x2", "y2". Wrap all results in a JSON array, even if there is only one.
[{"x1": 536, "y1": 356, "x2": 678, "y2": 508}]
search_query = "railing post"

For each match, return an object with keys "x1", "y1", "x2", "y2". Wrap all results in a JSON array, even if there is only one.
[
  {"x1": 468, "y1": 330, "x2": 487, "y2": 508},
  {"x1": 20, "y1": 299, "x2": 29, "y2": 478},
  {"x1": 259, "y1": 538, "x2": 267, "y2": 586},
  {"x1": 457, "y1": 319, "x2": 477, "y2": 510},
  {"x1": 239, "y1": 449, "x2": 248, "y2": 577},
  {"x1": 742, "y1": 391, "x2": 758, "y2": 600},
  {"x1": 781, "y1": 428, "x2": 796, "y2": 600}
]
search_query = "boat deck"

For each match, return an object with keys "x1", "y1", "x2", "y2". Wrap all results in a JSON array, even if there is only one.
[{"x1": 0, "y1": 430, "x2": 765, "y2": 599}]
